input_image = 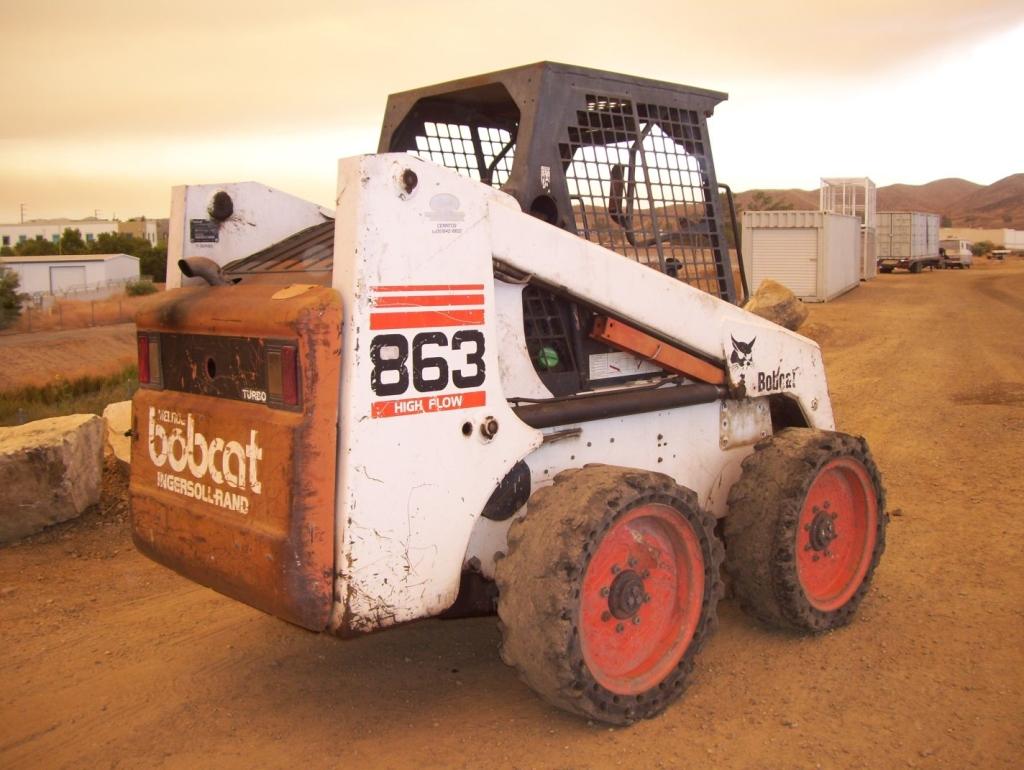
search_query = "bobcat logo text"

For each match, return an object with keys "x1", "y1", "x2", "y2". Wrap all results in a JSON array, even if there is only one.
[{"x1": 147, "y1": 408, "x2": 263, "y2": 514}]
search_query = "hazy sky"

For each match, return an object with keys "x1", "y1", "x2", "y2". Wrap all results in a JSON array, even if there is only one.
[{"x1": 1, "y1": 0, "x2": 1021, "y2": 222}]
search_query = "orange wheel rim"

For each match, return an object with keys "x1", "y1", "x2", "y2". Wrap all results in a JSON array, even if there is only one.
[
  {"x1": 795, "y1": 458, "x2": 879, "y2": 612},
  {"x1": 580, "y1": 503, "x2": 704, "y2": 695}
]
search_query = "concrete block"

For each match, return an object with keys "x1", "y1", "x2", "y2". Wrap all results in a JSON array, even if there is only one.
[
  {"x1": 102, "y1": 401, "x2": 132, "y2": 466},
  {"x1": 744, "y1": 279, "x2": 810, "y2": 331},
  {"x1": 0, "y1": 414, "x2": 104, "y2": 543}
]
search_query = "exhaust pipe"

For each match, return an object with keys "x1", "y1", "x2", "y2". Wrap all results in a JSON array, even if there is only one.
[{"x1": 178, "y1": 257, "x2": 237, "y2": 286}]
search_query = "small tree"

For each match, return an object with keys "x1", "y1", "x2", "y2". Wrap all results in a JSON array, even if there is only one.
[
  {"x1": 747, "y1": 190, "x2": 795, "y2": 211},
  {"x1": 14, "y1": 237, "x2": 59, "y2": 257},
  {"x1": 60, "y1": 227, "x2": 88, "y2": 255},
  {"x1": 722, "y1": 190, "x2": 795, "y2": 248},
  {"x1": 88, "y1": 231, "x2": 167, "y2": 282},
  {"x1": 970, "y1": 240, "x2": 995, "y2": 257},
  {"x1": 0, "y1": 267, "x2": 26, "y2": 329},
  {"x1": 138, "y1": 245, "x2": 168, "y2": 282},
  {"x1": 90, "y1": 231, "x2": 148, "y2": 255}
]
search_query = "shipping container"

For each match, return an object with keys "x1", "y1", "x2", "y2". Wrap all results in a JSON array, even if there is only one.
[
  {"x1": 741, "y1": 211, "x2": 860, "y2": 303},
  {"x1": 876, "y1": 212, "x2": 941, "y2": 272}
]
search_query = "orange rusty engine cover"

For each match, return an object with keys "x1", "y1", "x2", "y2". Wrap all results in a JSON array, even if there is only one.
[{"x1": 129, "y1": 284, "x2": 341, "y2": 631}]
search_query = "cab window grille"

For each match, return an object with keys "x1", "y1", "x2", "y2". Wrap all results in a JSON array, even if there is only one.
[
  {"x1": 412, "y1": 122, "x2": 481, "y2": 181},
  {"x1": 407, "y1": 122, "x2": 516, "y2": 188},
  {"x1": 560, "y1": 95, "x2": 728, "y2": 299}
]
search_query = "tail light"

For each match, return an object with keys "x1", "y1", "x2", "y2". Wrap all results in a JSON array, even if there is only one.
[
  {"x1": 138, "y1": 333, "x2": 162, "y2": 387},
  {"x1": 267, "y1": 344, "x2": 300, "y2": 408}
]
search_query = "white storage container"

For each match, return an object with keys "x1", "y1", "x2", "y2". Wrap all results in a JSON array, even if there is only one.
[
  {"x1": 877, "y1": 212, "x2": 940, "y2": 259},
  {"x1": 741, "y1": 211, "x2": 861, "y2": 303},
  {"x1": 860, "y1": 226, "x2": 877, "y2": 280}
]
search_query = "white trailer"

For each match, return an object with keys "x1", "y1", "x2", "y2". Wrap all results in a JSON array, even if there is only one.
[
  {"x1": 939, "y1": 239, "x2": 973, "y2": 269},
  {"x1": 876, "y1": 212, "x2": 941, "y2": 273}
]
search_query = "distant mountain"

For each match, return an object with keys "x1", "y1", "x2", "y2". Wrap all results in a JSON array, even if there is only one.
[
  {"x1": 878, "y1": 178, "x2": 982, "y2": 213},
  {"x1": 731, "y1": 188, "x2": 819, "y2": 212},
  {"x1": 733, "y1": 175, "x2": 1024, "y2": 228},
  {"x1": 950, "y1": 174, "x2": 1024, "y2": 228}
]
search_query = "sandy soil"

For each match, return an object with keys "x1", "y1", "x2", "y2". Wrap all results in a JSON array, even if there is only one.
[
  {"x1": 1, "y1": 261, "x2": 1022, "y2": 769},
  {"x1": 0, "y1": 323, "x2": 136, "y2": 391}
]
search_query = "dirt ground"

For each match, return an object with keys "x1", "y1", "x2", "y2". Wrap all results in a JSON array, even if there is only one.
[
  {"x1": 0, "y1": 323, "x2": 137, "y2": 391},
  {"x1": 1, "y1": 261, "x2": 1022, "y2": 769}
]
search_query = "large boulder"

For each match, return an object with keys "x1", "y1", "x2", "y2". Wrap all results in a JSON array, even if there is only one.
[
  {"x1": 743, "y1": 279, "x2": 809, "y2": 331},
  {"x1": 0, "y1": 414, "x2": 104, "y2": 544},
  {"x1": 102, "y1": 401, "x2": 132, "y2": 466}
]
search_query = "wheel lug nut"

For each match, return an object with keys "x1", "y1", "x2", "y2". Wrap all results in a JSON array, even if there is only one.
[
  {"x1": 615, "y1": 623, "x2": 624, "y2": 633},
  {"x1": 611, "y1": 565, "x2": 621, "y2": 575},
  {"x1": 641, "y1": 569, "x2": 650, "y2": 579},
  {"x1": 643, "y1": 593, "x2": 651, "y2": 603},
  {"x1": 632, "y1": 616, "x2": 641, "y2": 625},
  {"x1": 823, "y1": 501, "x2": 830, "y2": 509},
  {"x1": 804, "y1": 544, "x2": 812, "y2": 551},
  {"x1": 601, "y1": 611, "x2": 611, "y2": 622},
  {"x1": 812, "y1": 554, "x2": 820, "y2": 562},
  {"x1": 600, "y1": 587, "x2": 610, "y2": 597},
  {"x1": 627, "y1": 557, "x2": 637, "y2": 568}
]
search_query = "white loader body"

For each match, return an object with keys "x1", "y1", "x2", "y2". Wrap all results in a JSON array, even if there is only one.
[
  {"x1": 332, "y1": 155, "x2": 834, "y2": 632},
  {"x1": 165, "y1": 154, "x2": 834, "y2": 633}
]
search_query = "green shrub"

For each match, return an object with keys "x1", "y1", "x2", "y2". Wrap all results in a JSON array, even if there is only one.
[
  {"x1": 126, "y1": 279, "x2": 158, "y2": 296},
  {"x1": 0, "y1": 266, "x2": 26, "y2": 328}
]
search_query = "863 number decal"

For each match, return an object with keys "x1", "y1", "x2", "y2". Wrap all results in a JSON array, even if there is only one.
[{"x1": 370, "y1": 330, "x2": 485, "y2": 397}]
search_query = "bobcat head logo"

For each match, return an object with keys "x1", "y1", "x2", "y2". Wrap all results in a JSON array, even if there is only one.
[{"x1": 730, "y1": 336, "x2": 756, "y2": 368}]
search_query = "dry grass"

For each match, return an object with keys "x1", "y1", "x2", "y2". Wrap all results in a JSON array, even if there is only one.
[{"x1": 0, "y1": 365, "x2": 138, "y2": 427}]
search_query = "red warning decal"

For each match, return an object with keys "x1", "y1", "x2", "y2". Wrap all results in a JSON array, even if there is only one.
[
  {"x1": 371, "y1": 390, "x2": 486, "y2": 418},
  {"x1": 369, "y1": 284, "x2": 485, "y2": 330}
]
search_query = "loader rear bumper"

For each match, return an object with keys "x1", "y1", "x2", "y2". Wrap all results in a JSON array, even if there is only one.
[
  {"x1": 130, "y1": 393, "x2": 334, "y2": 630},
  {"x1": 128, "y1": 285, "x2": 343, "y2": 631}
]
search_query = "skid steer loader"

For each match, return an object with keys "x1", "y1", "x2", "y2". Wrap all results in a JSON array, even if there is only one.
[{"x1": 130, "y1": 62, "x2": 886, "y2": 725}]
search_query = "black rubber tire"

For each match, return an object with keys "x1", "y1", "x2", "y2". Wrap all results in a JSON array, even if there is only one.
[
  {"x1": 879, "y1": 267, "x2": 893, "y2": 274},
  {"x1": 495, "y1": 465, "x2": 723, "y2": 725},
  {"x1": 910, "y1": 262, "x2": 923, "y2": 274},
  {"x1": 724, "y1": 429, "x2": 886, "y2": 633}
]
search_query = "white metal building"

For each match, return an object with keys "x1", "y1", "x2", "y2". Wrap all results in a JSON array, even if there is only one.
[
  {"x1": 939, "y1": 227, "x2": 1024, "y2": 250},
  {"x1": 0, "y1": 253, "x2": 139, "y2": 296},
  {"x1": 741, "y1": 211, "x2": 861, "y2": 303},
  {"x1": 0, "y1": 218, "x2": 119, "y2": 249}
]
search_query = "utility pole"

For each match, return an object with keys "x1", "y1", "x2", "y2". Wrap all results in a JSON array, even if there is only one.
[{"x1": 19, "y1": 203, "x2": 25, "y2": 224}]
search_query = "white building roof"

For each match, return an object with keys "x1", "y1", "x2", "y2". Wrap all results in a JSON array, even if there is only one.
[
  {"x1": 0, "y1": 253, "x2": 138, "y2": 265},
  {"x1": 0, "y1": 218, "x2": 116, "y2": 227}
]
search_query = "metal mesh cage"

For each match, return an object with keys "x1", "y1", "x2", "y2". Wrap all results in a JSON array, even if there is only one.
[
  {"x1": 380, "y1": 63, "x2": 734, "y2": 303},
  {"x1": 560, "y1": 95, "x2": 726, "y2": 297},
  {"x1": 408, "y1": 123, "x2": 516, "y2": 188}
]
